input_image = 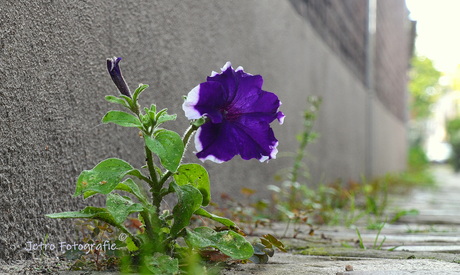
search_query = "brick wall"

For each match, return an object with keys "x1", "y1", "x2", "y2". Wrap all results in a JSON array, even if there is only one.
[
  {"x1": 290, "y1": 0, "x2": 368, "y2": 83},
  {"x1": 290, "y1": 0, "x2": 413, "y2": 122},
  {"x1": 375, "y1": 0, "x2": 412, "y2": 121}
]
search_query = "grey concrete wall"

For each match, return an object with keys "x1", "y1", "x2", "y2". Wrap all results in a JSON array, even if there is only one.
[{"x1": 0, "y1": 0, "x2": 408, "y2": 261}]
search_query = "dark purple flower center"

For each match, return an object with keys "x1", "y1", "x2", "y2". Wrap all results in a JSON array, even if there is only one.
[{"x1": 221, "y1": 106, "x2": 241, "y2": 122}]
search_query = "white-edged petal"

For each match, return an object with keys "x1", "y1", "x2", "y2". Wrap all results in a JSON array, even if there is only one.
[
  {"x1": 270, "y1": 142, "x2": 279, "y2": 159},
  {"x1": 194, "y1": 127, "x2": 203, "y2": 152},
  {"x1": 199, "y1": 154, "x2": 225, "y2": 163},
  {"x1": 221, "y1": 62, "x2": 232, "y2": 72},
  {"x1": 259, "y1": 155, "x2": 269, "y2": 162},
  {"x1": 278, "y1": 113, "x2": 285, "y2": 125},
  {"x1": 182, "y1": 85, "x2": 202, "y2": 119},
  {"x1": 258, "y1": 141, "x2": 279, "y2": 162}
]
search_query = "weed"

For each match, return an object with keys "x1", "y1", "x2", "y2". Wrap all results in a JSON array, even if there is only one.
[
  {"x1": 40, "y1": 234, "x2": 50, "y2": 259},
  {"x1": 355, "y1": 227, "x2": 365, "y2": 249},
  {"x1": 266, "y1": 96, "x2": 323, "y2": 233},
  {"x1": 266, "y1": 95, "x2": 402, "y2": 228},
  {"x1": 372, "y1": 222, "x2": 387, "y2": 250},
  {"x1": 390, "y1": 209, "x2": 419, "y2": 223},
  {"x1": 203, "y1": 189, "x2": 273, "y2": 235},
  {"x1": 353, "y1": 221, "x2": 387, "y2": 250}
]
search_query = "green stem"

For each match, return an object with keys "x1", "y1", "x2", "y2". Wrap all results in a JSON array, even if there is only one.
[
  {"x1": 145, "y1": 145, "x2": 159, "y2": 188},
  {"x1": 145, "y1": 145, "x2": 163, "y2": 209},
  {"x1": 128, "y1": 99, "x2": 159, "y2": 196},
  {"x1": 290, "y1": 127, "x2": 311, "y2": 184},
  {"x1": 138, "y1": 208, "x2": 166, "y2": 253},
  {"x1": 183, "y1": 124, "x2": 199, "y2": 147},
  {"x1": 288, "y1": 129, "x2": 310, "y2": 208},
  {"x1": 140, "y1": 210, "x2": 156, "y2": 241}
]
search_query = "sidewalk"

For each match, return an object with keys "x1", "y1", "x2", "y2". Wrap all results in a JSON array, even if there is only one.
[
  {"x1": 2, "y1": 166, "x2": 459, "y2": 274},
  {"x1": 222, "y1": 165, "x2": 460, "y2": 274}
]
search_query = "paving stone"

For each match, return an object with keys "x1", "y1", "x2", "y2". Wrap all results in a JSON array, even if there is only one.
[{"x1": 221, "y1": 253, "x2": 460, "y2": 275}]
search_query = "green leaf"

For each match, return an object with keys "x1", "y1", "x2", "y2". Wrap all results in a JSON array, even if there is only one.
[
  {"x1": 102, "y1": 110, "x2": 142, "y2": 127},
  {"x1": 174, "y1": 164, "x2": 211, "y2": 206},
  {"x1": 184, "y1": 227, "x2": 254, "y2": 260},
  {"x1": 144, "y1": 130, "x2": 184, "y2": 172},
  {"x1": 120, "y1": 95, "x2": 133, "y2": 104},
  {"x1": 144, "y1": 253, "x2": 179, "y2": 275},
  {"x1": 125, "y1": 169, "x2": 147, "y2": 181},
  {"x1": 106, "y1": 193, "x2": 144, "y2": 225},
  {"x1": 147, "y1": 105, "x2": 157, "y2": 122},
  {"x1": 155, "y1": 109, "x2": 177, "y2": 125},
  {"x1": 105, "y1": 95, "x2": 130, "y2": 108},
  {"x1": 125, "y1": 236, "x2": 139, "y2": 252},
  {"x1": 149, "y1": 104, "x2": 157, "y2": 113},
  {"x1": 82, "y1": 191, "x2": 100, "y2": 199},
  {"x1": 74, "y1": 158, "x2": 134, "y2": 198},
  {"x1": 46, "y1": 206, "x2": 119, "y2": 228},
  {"x1": 155, "y1": 108, "x2": 168, "y2": 118},
  {"x1": 115, "y1": 178, "x2": 149, "y2": 205},
  {"x1": 132, "y1": 84, "x2": 149, "y2": 103},
  {"x1": 194, "y1": 208, "x2": 236, "y2": 228},
  {"x1": 157, "y1": 113, "x2": 177, "y2": 125},
  {"x1": 140, "y1": 113, "x2": 152, "y2": 128},
  {"x1": 170, "y1": 182, "x2": 202, "y2": 237}
]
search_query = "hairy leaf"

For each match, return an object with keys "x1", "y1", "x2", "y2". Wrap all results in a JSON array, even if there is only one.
[
  {"x1": 185, "y1": 227, "x2": 253, "y2": 260},
  {"x1": 170, "y1": 183, "x2": 202, "y2": 237},
  {"x1": 106, "y1": 193, "x2": 144, "y2": 225},
  {"x1": 194, "y1": 208, "x2": 235, "y2": 228},
  {"x1": 102, "y1": 110, "x2": 142, "y2": 127},
  {"x1": 115, "y1": 178, "x2": 149, "y2": 205},
  {"x1": 174, "y1": 164, "x2": 211, "y2": 206},
  {"x1": 74, "y1": 158, "x2": 134, "y2": 198},
  {"x1": 145, "y1": 130, "x2": 184, "y2": 172}
]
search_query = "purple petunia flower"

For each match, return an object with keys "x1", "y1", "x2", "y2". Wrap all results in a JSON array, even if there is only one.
[
  {"x1": 107, "y1": 57, "x2": 131, "y2": 97},
  {"x1": 183, "y1": 62, "x2": 284, "y2": 163}
]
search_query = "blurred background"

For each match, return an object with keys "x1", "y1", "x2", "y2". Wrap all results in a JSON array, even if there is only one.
[{"x1": 406, "y1": 0, "x2": 460, "y2": 171}]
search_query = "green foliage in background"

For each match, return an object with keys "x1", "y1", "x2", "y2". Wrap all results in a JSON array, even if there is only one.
[
  {"x1": 446, "y1": 117, "x2": 460, "y2": 171},
  {"x1": 408, "y1": 55, "x2": 443, "y2": 119}
]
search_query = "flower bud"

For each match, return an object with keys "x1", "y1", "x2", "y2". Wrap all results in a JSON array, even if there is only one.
[{"x1": 107, "y1": 57, "x2": 131, "y2": 97}]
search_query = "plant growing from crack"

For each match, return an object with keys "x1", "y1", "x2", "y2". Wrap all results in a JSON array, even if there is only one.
[
  {"x1": 47, "y1": 58, "x2": 284, "y2": 274},
  {"x1": 267, "y1": 96, "x2": 321, "y2": 235}
]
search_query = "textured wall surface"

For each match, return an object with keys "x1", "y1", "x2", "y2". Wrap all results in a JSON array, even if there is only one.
[
  {"x1": 290, "y1": 0, "x2": 368, "y2": 83},
  {"x1": 375, "y1": 0, "x2": 413, "y2": 121},
  {"x1": 0, "y1": 0, "x2": 411, "y2": 261}
]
